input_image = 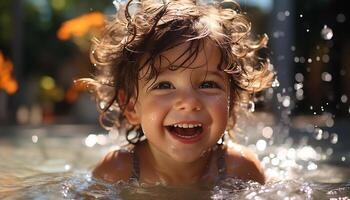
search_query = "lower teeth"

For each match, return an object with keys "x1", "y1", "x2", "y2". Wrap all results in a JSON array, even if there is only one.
[
  {"x1": 166, "y1": 126, "x2": 202, "y2": 139},
  {"x1": 173, "y1": 133, "x2": 199, "y2": 139}
]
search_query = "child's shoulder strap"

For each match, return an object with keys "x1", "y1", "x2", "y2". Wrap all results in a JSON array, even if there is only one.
[
  {"x1": 217, "y1": 144, "x2": 227, "y2": 180},
  {"x1": 129, "y1": 148, "x2": 140, "y2": 181}
]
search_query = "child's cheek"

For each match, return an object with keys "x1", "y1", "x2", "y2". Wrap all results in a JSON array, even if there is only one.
[
  {"x1": 208, "y1": 95, "x2": 229, "y2": 111},
  {"x1": 208, "y1": 95, "x2": 229, "y2": 126},
  {"x1": 138, "y1": 97, "x2": 170, "y2": 129}
]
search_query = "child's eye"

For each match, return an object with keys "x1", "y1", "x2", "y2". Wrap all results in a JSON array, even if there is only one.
[
  {"x1": 152, "y1": 81, "x2": 174, "y2": 90},
  {"x1": 199, "y1": 81, "x2": 221, "y2": 89}
]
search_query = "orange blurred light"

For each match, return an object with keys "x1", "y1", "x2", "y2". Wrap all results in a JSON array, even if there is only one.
[
  {"x1": 0, "y1": 51, "x2": 18, "y2": 95},
  {"x1": 65, "y1": 79, "x2": 89, "y2": 103},
  {"x1": 57, "y1": 12, "x2": 105, "y2": 40}
]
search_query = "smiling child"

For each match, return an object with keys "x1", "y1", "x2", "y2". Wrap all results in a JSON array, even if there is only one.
[{"x1": 79, "y1": 0, "x2": 274, "y2": 186}]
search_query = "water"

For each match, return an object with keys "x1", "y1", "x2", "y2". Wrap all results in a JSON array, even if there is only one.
[{"x1": 0, "y1": 124, "x2": 349, "y2": 199}]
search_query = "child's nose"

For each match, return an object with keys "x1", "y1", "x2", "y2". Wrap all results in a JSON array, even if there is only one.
[{"x1": 173, "y1": 89, "x2": 202, "y2": 112}]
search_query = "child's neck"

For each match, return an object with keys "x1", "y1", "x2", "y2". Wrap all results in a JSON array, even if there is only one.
[{"x1": 138, "y1": 141, "x2": 214, "y2": 186}]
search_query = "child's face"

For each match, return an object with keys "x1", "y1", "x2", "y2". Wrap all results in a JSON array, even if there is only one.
[{"x1": 126, "y1": 40, "x2": 229, "y2": 163}]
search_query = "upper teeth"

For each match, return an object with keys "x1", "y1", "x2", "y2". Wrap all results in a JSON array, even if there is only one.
[{"x1": 172, "y1": 123, "x2": 202, "y2": 128}]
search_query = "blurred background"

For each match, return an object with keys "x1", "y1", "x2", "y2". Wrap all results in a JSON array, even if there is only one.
[{"x1": 0, "y1": 0, "x2": 349, "y2": 137}]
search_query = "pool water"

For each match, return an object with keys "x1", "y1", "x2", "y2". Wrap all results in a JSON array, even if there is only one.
[{"x1": 0, "y1": 124, "x2": 349, "y2": 199}]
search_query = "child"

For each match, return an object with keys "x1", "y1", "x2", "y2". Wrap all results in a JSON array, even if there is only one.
[{"x1": 79, "y1": 0, "x2": 273, "y2": 186}]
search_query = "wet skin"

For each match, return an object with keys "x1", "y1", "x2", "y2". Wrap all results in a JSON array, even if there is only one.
[{"x1": 93, "y1": 40, "x2": 265, "y2": 185}]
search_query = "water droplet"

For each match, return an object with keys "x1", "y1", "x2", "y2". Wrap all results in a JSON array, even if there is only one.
[
  {"x1": 321, "y1": 25, "x2": 333, "y2": 40},
  {"x1": 310, "y1": 105, "x2": 314, "y2": 110},
  {"x1": 296, "y1": 89, "x2": 304, "y2": 100},
  {"x1": 276, "y1": 93, "x2": 282, "y2": 102},
  {"x1": 325, "y1": 117, "x2": 333, "y2": 128},
  {"x1": 314, "y1": 128, "x2": 323, "y2": 140},
  {"x1": 64, "y1": 164, "x2": 71, "y2": 171},
  {"x1": 97, "y1": 134, "x2": 108, "y2": 145},
  {"x1": 307, "y1": 162, "x2": 317, "y2": 170},
  {"x1": 262, "y1": 126, "x2": 273, "y2": 138},
  {"x1": 85, "y1": 134, "x2": 97, "y2": 147},
  {"x1": 262, "y1": 156, "x2": 270, "y2": 164},
  {"x1": 326, "y1": 148, "x2": 333, "y2": 155},
  {"x1": 99, "y1": 101, "x2": 106, "y2": 109},
  {"x1": 271, "y1": 157, "x2": 280, "y2": 166},
  {"x1": 248, "y1": 101, "x2": 255, "y2": 112},
  {"x1": 299, "y1": 57, "x2": 305, "y2": 63},
  {"x1": 336, "y1": 13, "x2": 346, "y2": 23},
  {"x1": 306, "y1": 29, "x2": 310, "y2": 32},
  {"x1": 330, "y1": 133, "x2": 338, "y2": 144},
  {"x1": 299, "y1": 14, "x2": 303, "y2": 18},
  {"x1": 316, "y1": 56, "x2": 320, "y2": 61},
  {"x1": 272, "y1": 78, "x2": 280, "y2": 87},
  {"x1": 256, "y1": 140, "x2": 267, "y2": 151},
  {"x1": 341, "y1": 94, "x2": 348, "y2": 103},
  {"x1": 267, "y1": 63, "x2": 274, "y2": 71},
  {"x1": 32, "y1": 135, "x2": 38, "y2": 143},
  {"x1": 294, "y1": 57, "x2": 299, "y2": 63},
  {"x1": 322, "y1": 54, "x2": 330, "y2": 63},
  {"x1": 298, "y1": 146, "x2": 317, "y2": 160},
  {"x1": 341, "y1": 156, "x2": 346, "y2": 162},
  {"x1": 321, "y1": 72, "x2": 332, "y2": 82},
  {"x1": 291, "y1": 46, "x2": 296, "y2": 51},
  {"x1": 295, "y1": 73, "x2": 304, "y2": 82},
  {"x1": 282, "y1": 96, "x2": 291, "y2": 107},
  {"x1": 294, "y1": 83, "x2": 303, "y2": 90},
  {"x1": 307, "y1": 58, "x2": 312, "y2": 63}
]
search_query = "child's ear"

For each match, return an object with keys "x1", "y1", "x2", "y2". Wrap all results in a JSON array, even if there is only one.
[
  {"x1": 118, "y1": 91, "x2": 140, "y2": 125},
  {"x1": 124, "y1": 99, "x2": 140, "y2": 125}
]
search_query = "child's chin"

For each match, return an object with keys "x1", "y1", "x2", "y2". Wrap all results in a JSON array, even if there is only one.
[{"x1": 168, "y1": 148, "x2": 207, "y2": 163}]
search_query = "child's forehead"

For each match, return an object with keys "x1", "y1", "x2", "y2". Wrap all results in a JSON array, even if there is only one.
[{"x1": 140, "y1": 39, "x2": 223, "y2": 73}]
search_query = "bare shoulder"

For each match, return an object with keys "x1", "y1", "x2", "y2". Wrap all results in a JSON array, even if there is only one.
[
  {"x1": 223, "y1": 143, "x2": 266, "y2": 184},
  {"x1": 92, "y1": 149, "x2": 133, "y2": 183}
]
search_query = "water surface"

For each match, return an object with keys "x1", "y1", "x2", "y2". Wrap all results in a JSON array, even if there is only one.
[{"x1": 0, "y1": 124, "x2": 349, "y2": 199}]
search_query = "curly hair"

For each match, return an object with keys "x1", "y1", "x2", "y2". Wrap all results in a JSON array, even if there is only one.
[{"x1": 77, "y1": 0, "x2": 274, "y2": 144}]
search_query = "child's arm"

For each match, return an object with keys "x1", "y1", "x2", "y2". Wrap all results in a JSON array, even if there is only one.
[
  {"x1": 225, "y1": 144, "x2": 266, "y2": 184},
  {"x1": 92, "y1": 150, "x2": 133, "y2": 183}
]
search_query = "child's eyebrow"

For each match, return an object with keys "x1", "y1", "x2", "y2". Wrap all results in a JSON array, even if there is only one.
[{"x1": 205, "y1": 70, "x2": 227, "y2": 80}]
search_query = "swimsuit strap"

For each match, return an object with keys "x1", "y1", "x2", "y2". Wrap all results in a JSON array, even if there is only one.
[
  {"x1": 129, "y1": 149, "x2": 140, "y2": 181},
  {"x1": 217, "y1": 145, "x2": 227, "y2": 180}
]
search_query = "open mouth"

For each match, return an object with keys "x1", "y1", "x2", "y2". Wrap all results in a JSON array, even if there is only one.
[{"x1": 165, "y1": 123, "x2": 204, "y2": 143}]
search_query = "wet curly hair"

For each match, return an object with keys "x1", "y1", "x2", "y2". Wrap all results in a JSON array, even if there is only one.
[{"x1": 78, "y1": 0, "x2": 274, "y2": 144}]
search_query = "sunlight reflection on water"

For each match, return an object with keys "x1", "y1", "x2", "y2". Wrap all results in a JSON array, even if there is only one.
[{"x1": 0, "y1": 124, "x2": 349, "y2": 199}]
